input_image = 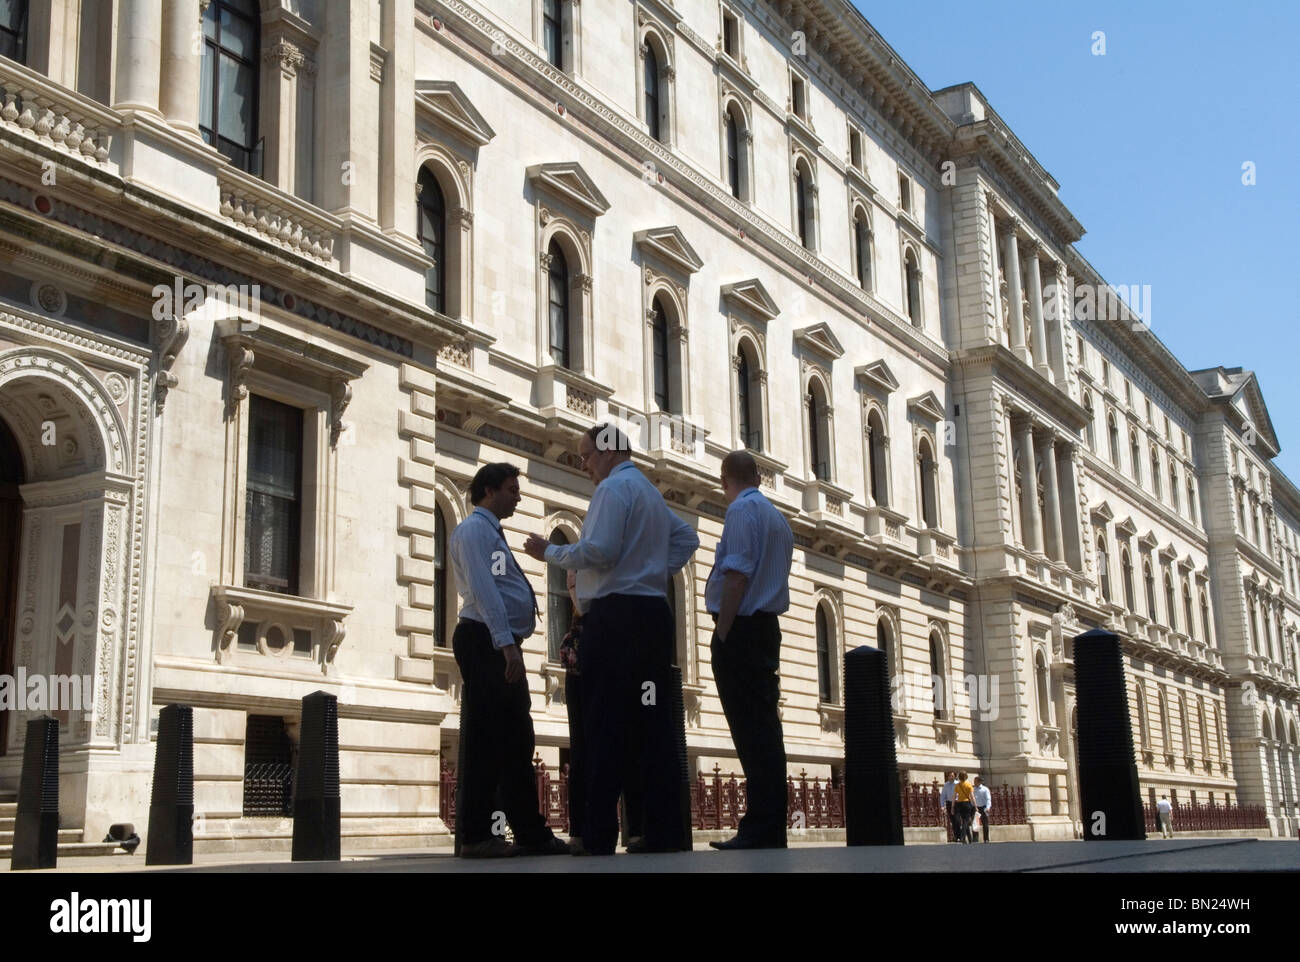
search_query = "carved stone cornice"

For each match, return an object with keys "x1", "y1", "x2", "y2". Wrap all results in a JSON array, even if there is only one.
[{"x1": 264, "y1": 40, "x2": 305, "y2": 79}]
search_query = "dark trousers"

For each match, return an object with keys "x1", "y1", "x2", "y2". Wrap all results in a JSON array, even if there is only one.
[
  {"x1": 975, "y1": 805, "x2": 990, "y2": 842},
  {"x1": 452, "y1": 619, "x2": 553, "y2": 846},
  {"x1": 579, "y1": 593, "x2": 681, "y2": 855},
  {"x1": 955, "y1": 801, "x2": 974, "y2": 843},
  {"x1": 946, "y1": 802, "x2": 958, "y2": 841},
  {"x1": 711, "y1": 613, "x2": 787, "y2": 843}
]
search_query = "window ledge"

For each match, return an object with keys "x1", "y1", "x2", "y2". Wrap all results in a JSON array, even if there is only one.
[
  {"x1": 212, "y1": 584, "x2": 352, "y2": 675},
  {"x1": 864, "y1": 504, "x2": 909, "y2": 542},
  {"x1": 535, "y1": 364, "x2": 613, "y2": 433},
  {"x1": 801, "y1": 477, "x2": 854, "y2": 522},
  {"x1": 818, "y1": 701, "x2": 844, "y2": 734}
]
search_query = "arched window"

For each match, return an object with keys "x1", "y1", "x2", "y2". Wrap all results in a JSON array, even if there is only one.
[
  {"x1": 929, "y1": 631, "x2": 947, "y2": 719},
  {"x1": 815, "y1": 603, "x2": 833, "y2": 704},
  {"x1": 1214, "y1": 702, "x2": 1225, "y2": 760},
  {"x1": 1200, "y1": 591, "x2": 1212, "y2": 646},
  {"x1": 650, "y1": 295, "x2": 670, "y2": 411},
  {"x1": 1158, "y1": 688, "x2": 1172, "y2": 756},
  {"x1": 853, "y1": 207, "x2": 872, "y2": 290},
  {"x1": 1135, "y1": 684, "x2": 1150, "y2": 749},
  {"x1": 736, "y1": 344, "x2": 761, "y2": 450},
  {"x1": 433, "y1": 505, "x2": 449, "y2": 648},
  {"x1": 794, "y1": 160, "x2": 814, "y2": 250},
  {"x1": 0, "y1": 0, "x2": 27, "y2": 62},
  {"x1": 1179, "y1": 693, "x2": 1192, "y2": 758},
  {"x1": 1151, "y1": 447, "x2": 1162, "y2": 498},
  {"x1": 201, "y1": 0, "x2": 262, "y2": 174},
  {"x1": 904, "y1": 248, "x2": 922, "y2": 326},
  {"x1": 724, "y1": 104, "x2": 743, "y2": 199},
  {"x1": 417, "y1": 166, "x2": 446, "y2": 314},
  {"x1": 547, "y1": 529, "x2": 572, "y2": 662},
  {"x1": 1170, "y1": 463, "x2": 1181, "y2": 513},
  {"x1": 1183, "y1": 580, "x2": 1195, "y2": 640},
  {"x1": 1121, "y1": 548, "x2": 1136, "y2": 612},
  {"x1": 1143, "y1": 560, "x2": 1157, "y2": 622},
  {"x1": 1198, "y1": 696, "x2": 1209, "y2": 758},
  {"x1": 1096, "y1": 536, "x2": 1112, "y2": 602},
  {"x1": 542, "y1": 0, "x2": 563, "y2": 68},
  {"x1": 918, "y1": 437, "x2": 938, "y2": 529},
  {"x1": 547, "y1": 239, "x2": 570, "y2": 368},
  {"x1": 1035, "y1": 650, "x2": 1051, "y2": 725},
  {"x1": 876, "y1": 617, "x2": 893, "y2": 680},
  {"x1": 1083, "y1": 393, "x2": 1095, "y2": 451},
  {"x1": 866, "y1": 408, "x2": 889, "y2": 507},
  {"x1": 1108, "y1": 412, "x2": 1121, "y2": 467},
  {"x1": 1130, "y1": 430, "x2": 1142, "y2": 484},
  {"x1": 1248, "y1": 599, "x2": 1259, "y2": 653},
  {"x1": 1164, "y1": 570, "x2": 1177, "y2": 631},
  {"x1": 1187, "y1": 476, "x2": 1198, "y2": 524},
  {"x1": 643, "y1": 42, "x2": 662, "y2": 142},
  {"x1": 807, "y1": 381, "x2": 830, "y2": 481}
]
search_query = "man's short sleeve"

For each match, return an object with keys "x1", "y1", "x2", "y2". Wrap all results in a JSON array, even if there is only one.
[{"x1": 717, "y1": 505, "x2": 760, "y2": 579}]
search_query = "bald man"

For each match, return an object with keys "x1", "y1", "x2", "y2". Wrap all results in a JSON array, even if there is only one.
[{"x1": 706, "y1": 450, "x2": 794, "y2": 850}]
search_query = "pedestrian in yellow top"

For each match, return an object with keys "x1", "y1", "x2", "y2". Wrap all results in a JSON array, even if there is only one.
[{"x1": 953, "y1": 771, "x2": 975, "y2": 844}]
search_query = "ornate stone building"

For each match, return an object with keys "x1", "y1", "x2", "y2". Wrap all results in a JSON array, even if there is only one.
[{"x1": 0, "y1": 0, "x2": 1293, "y2": 850}]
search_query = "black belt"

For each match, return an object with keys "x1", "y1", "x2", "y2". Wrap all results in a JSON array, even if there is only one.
[
  {"x1": 457, "y1": 618, "x2": 524, "y2": 645},
  {"x1": 711, "y1": 611, "x2": 780, "y2": 622}
]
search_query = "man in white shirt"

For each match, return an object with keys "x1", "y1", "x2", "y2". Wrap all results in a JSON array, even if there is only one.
[
  {"x1": 706, "y1": 450, "x2": 793, "y2": 851},
  {"x1": 525, "y1": 424, "x2": 699, "y2": 855},
  {"x1": 449, "y1": 463, "x2": 568, "y2": 858},
  {"x1": 940, "y1": 772, "x2": 957, "y2": 842},
  {"x1": 1156, "y1": 794, "x2": 1174, "y2": 838},
  {"x1": 972, "y1": 775, "x2": 992, "y2": 843}
]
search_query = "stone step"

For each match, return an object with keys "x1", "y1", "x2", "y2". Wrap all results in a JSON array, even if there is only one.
[
  {"x1": 0, "y1": 841, "x2": 123, "y2": 859},
  {"x1": 0, "y1": 803, "x2": 16, "y2": 819},
  {"x1": 0, "y1": 828, "x2": 83, "y2": 845},
  {"x1": 0, "y1": 818, "x2": 13, "y2": 832}
]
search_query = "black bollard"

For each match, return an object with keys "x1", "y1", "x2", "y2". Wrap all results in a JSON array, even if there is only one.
[
  {"x1": 844, "y1": 646, "x2": 904, "y2": 845},
  {"x1": 11, "y1": 715, "x2": 59, "y2": 870},
  {"x1": 292, "y1": 691, "x2": 341, "y2": 861},
  {"x1": 146, "y1": 704, "x2": 194, "y2": 865},
  {"x1": 1074, "y1": 628, "x2": 1146, "y2": 841},
  {"x1": 668, "y1": 666, "x2": 693, "y2": 851}
]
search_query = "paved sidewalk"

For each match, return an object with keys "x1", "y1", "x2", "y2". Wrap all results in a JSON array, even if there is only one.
[{"x1": 7, "y1": 837, "x2": 1298, "y2": 873}]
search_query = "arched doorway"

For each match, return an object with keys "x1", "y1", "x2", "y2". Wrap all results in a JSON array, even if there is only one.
[{"x1": 0, "y1": 415, "x2": 23, "y2": 754}]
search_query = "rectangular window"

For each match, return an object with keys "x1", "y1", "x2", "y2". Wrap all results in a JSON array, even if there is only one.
[
  {"x1": 0, "y1": 0, "x2": 28, "y2": 62},
  {"x1": 200, "y1": 0, "x2": 262, "y2": 175},
  {"x1": 848, "y1": 126, "x2": 863, "y2": 170},
  {"x1": 245, "y1": 395, "x2": 303, "y2": 595},
  {"x1": 790, "y1": 73, "x2": 805, "y2": 118},
  {"x1": 898, "y1": 173, "x2": 911, "y2": 214},
  {"x1": 722, "y1": 8, "x2": 739, "y2": 58}
]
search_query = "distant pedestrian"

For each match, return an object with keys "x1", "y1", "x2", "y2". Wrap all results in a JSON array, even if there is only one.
[
  {"x1": 1157, "y1": 794, "x2": 1174, "y2": 838},
  {"x1": 953, "y1": 771, "x2": 975, "y2": 844},
  {"x1": 972, "y1": 775, "x2": 992, "y2": 843},
  {"x1": 940, "y1": 772, "x2": 957, "y2": 842}
]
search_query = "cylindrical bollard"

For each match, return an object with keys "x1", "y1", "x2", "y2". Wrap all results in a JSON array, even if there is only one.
[
  {"x1": 844, "y1": 646, "x2": 904, "y2": 845},
  {"x1": 669, "y1": 665, "x2": 693, "y2": 851},
  {"x1": 146, "y1": 704, "x2": 194, "y2": 865},
  {"x1": 1075, "y1": 628, "x2": 1146, "y2": 841},
  {"x1": 11, "y1": 715, "x2": 59, "y2": 870},
  {"x1": 292, "y1": 691, "x2": 341, "y2": 861}
]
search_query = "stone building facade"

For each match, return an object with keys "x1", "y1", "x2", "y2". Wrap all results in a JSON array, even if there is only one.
[{"x1": 0, "y1": 0, "x2": 1294, "y2": 848}]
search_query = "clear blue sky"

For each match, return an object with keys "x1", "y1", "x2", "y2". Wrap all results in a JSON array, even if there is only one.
[{"x1": 853, "y1": 0, "x2": 1300, "y2": 481}]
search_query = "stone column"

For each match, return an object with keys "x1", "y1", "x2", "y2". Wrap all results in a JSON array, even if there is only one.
[
  {"x1": 1025, "y1": 243, "x2": 1052, "y2": 382},
  {"x1": 1057, "y1": 443, "x2": 1085, "y2": 570},
  {"x1": 318, "y1": 0, "x2": 378, "y2": 219},
  {"x1": 1003, "y1": 226, "x2": 1026, "y2": 359},
  {"x1": 261, "y1": 39, "x2": 303, "y2": 192},
  {"x1": 1050, "y1": 264, "x2": 1071, "y2": 385},
  {"x1": 113, "y1": 0, "x2": 164, "y2": 115},
  {"x1": 1040, "y1": 429, "x2": 1064, "y2": 563},
  {"x1": 379, "y1": 0, "x2": 416, "y2": 238},
  {"x1": 987, "y1": 197, "x2": 1005, "y2": 342},
  {"x1": 160, "y1": 0, "x2": 202, "y2": 133},
  {"x1": 1015, "y1": 415, "x2": 1043, "y2": 555}
]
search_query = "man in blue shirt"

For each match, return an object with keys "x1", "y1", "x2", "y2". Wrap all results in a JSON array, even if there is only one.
[
  {"x1": 525, "y1": 423, "x2": 699, "y2": 855},
  {"x1": 449, "y1": 462, "x2": 567, "y2": 858},
  {"x1": 706, "y1": 450, "x2": 793, "y2": 850}
]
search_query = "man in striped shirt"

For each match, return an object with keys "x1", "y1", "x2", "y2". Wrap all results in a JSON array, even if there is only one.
[{"x1": 706, "y1": 450, "x2": 794, "y2": 850}]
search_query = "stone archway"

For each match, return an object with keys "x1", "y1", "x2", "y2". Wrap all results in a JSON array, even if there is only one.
[{"x1": 0, "y1": 347, "x2": 134, "y2": 754}]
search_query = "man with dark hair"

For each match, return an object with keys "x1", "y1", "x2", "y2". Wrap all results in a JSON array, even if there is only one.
[
  {"x1": 524, "y1": 424, "x2": 699, "y2": 855},
  {"x1": 707, "y1": 450, "x2": 793, "y2": 850},
  {"x1": 449, "y1": 462, "x2": 567, "y2": 858}
]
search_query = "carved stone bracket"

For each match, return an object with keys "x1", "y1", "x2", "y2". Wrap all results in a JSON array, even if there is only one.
[{"x1": 154, "y1": 314, "x2": 189, "y2": 414}]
